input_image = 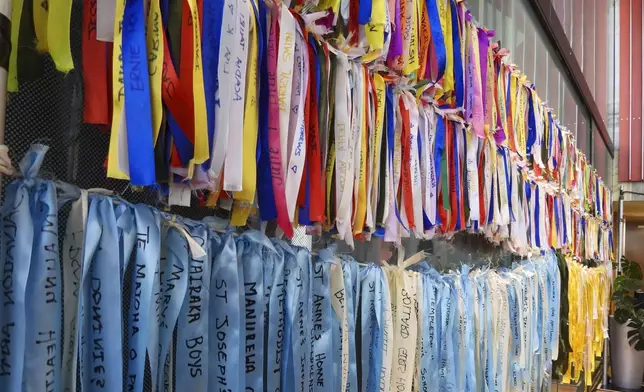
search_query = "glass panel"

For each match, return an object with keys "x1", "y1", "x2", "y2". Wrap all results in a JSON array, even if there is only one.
[
  {"x1": 595, "y1": 0, "x2": 609, "y2": 125},
  {"x1": 582, "y1": 0, "x2": 595, "y2": 93},
  {"x1": 594, "y1": 127, "x2": 608, "y2": 180}
]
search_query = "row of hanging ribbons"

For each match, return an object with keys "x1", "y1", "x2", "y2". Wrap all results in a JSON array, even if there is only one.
[
  {"x1": 0, "y1": 146, "x2": 571, "y2": 392},
  {"x1": 7, "y1": 0, "x2": 612, "y2": 256}
]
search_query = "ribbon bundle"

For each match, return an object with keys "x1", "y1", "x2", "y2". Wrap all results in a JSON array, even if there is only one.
[
  {"x1": 554, "y1": 255, "x2": 611, "y2": 387},
  {"x1": 0, "y1": 145, "x2": 565, "y2": 392},
  {"x1": 8, "y1": 0, "x2": 612, "y2": 259}
]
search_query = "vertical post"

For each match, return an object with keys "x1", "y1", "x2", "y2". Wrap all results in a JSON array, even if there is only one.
[
  {"x1": 618, "y1": 187, "x2": 625, "y2": 274},
  {"x1": 605, "y1": 186, "x2": 625, "y2": 388},
  {"x1": 0, "y1": 0, "x2": 12, "y2": 195}
]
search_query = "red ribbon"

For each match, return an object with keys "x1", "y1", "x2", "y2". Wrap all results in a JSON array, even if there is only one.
[{"x1": 82, "y1": 0, "x2": 109, "y2": 125}]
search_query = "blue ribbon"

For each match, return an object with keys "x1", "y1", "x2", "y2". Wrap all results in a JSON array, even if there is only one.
[
  {"x1": 115, "y1": 203, "x2": 136, "y2": 276},
  {"x1": 358, "y1": 0, "x2": 372, "y2": 24},
  {"x1": 292, "y1": 246, "x2": 313, "y2": 392},
  {"x1": 273, "y1": 239, "x2": 298, "y2": 392},
  {"x1": 157, "y1": 225, "x2": 189, "y2": 390},
  {"x1": 266, "y1": 239, "x2": 286, "y2": 392},
  {"x1": 123, "y1": 0, "x2": 156, "y2": 185},
  {"x1": 439, "y1": 278, "x2": 456, "y2": 391},
  {"x1": 201, "y1": 0, "x2": 225, "y2": 169},
  {"x1": 342, "y1": 257, "x2": 359, "y2": 392},
  {"x1": 426, "y1": 0, "x2": 446, "y2": 82},
  {"x1": 461, "y1": 266, "x2": 476, "y2": 392},
  {"x1": 311, "y1": 248, "x2": 334, "y2": 392},
  {"x1": 176, "y1": 223, "x2": 211, "y2": 392},
  {"x1": 23, "y1": 180, "x2": 61, "y2": 392},
  {"x1": 126, "y1": 204, "x2": 161, "y2": 392},
  {"x1": 359, "y1": 265, "x2": 377, "y2": 392},
  {"x1": 450, "y1": 0, "x2": 464, "y2": 108},
  {"x1": 508, "y1": 279, "x2": 522, "y2": 389},
  {"x1": 256, "y1": 0, "x2": 277, "y2": 221},
  {"x1": 209, "y1": 231, "x2": 241, "y2": 392},
  {"x1": 81, "y1": 197, "x2": 123, "y2": 392},
  {"x1": 527, "y1": 90, "x2": 536, "y2": 156},
  {"x1": 238, "y1": 230, "x2": 275, "y2": 392},
  {"x1": 434, "y1": 114, "x2": 446, "y2": 226}
]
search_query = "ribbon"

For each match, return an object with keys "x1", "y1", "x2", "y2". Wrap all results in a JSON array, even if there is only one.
[
  {"x1": 175, "y1": 223, "x2": 210, "y2": 392},
  {"x1": 266, "y1": 239, "x2": 286, "y2": 392},
  {"x1": 147, "y1": 0, "x2": 164, "y2": 144},
  {"x1": 342, "y1": 257, "x2": 360, "y2": 392},
  {"x1": 334, "y1": 55, "x2": 355, "y2": 247},
  {"x1": 122, "y1": 0, "x2": 156, "y2": 185},
  {"x1": 266, "y1": 6, "x2": 294, "y2": 238},
  {"x1": 223, "y1": 0, "x2": 251, "y2": 192},
  {"x1": 256, "y1": 0, "x2": 277, "y2": 221},
  {"x1": 60, "y1": 190, "x2": 88, "y2": 392},
  {"x1": 360, "y1": 265, "x2": 381, "y2": 392},
  {"x1": 107, "y1": 0, "x2": 129, "y2": 180},
  {"x1": 80, "y1": 197, "x2": 122, "y2": 392},
  {"x1": 274, "y1": 240, "x2": 298, "y2": 390},
  {"x1": 124, "y1": 205, "x2": 161, "y2": 392},
  {"x1": 48, "y1": 0, "x2": 74, "y2": 72},
  {"x1": 155, "y1": 223, "x2": 190, "y2": 390},
  {"x1": 285, "y1": 28, "x2": 309, "y2": 222},
  {"x1": 24, "y1": 180, "x2": 61, "y2": 392},
  {"x1": 210, "y1": 231, "x2": 241, "y2": 392},
  {"x1": 238, "y1": 231, "x2": 275, "y2": 391},
  {"x1": 292, "y1": 246, "x2": 313, "y2": 392},
  {"x1": 231, "y1": 0, "x2": 261, "y2": 226},
  {"x1": 32, "y1": 0, "x2": 48, "y2": 51},
  {"x1": 82, "y1": 0, "x2": 109, "y2": 125},
  {"x1": 311, "y1": 249, "x2": 334, "y2": 392}
]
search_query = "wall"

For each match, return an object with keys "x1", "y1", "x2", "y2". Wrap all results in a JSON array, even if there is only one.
[{"x1": 624, "y1": 222, "x2": 644, "y2": 272}]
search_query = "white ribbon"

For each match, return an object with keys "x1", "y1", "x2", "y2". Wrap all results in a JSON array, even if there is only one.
[
  {"x1": 209, "y1": 0, "x2": 240, "y2": 188},
  {"x1": 390, "y1": 270, "x2": 418, "y2": 392},
  {"x1": 285, "y1": 27, "x2": 308, "y2": 221},
  {"x1": 365, "y1": 82, "x2": 377, "y2": 233},
  {"x1": 334, "y1": 55, "x2": 354, "y2": 247},
  {"x1": 330, "y1": 259, "x2": 349, "y2": 390},
  {"x1": 223, "y1": 0, "x2": 251, "y2": 191},
  {"x1": 380, "y1": 267, "x2": 394, "y2": 392},
  {"x1": 277, "y1": 7, "x2": 297, "y2": 173},
  {"x1": 465, "y1": 126, "x2": 480, "y2": 222},
  {"x1": 96, "y1": 0, "x2": 116, "y2": 42},
  {"x1": 404, "y1": 93, "x2": 423, "y2": 238}
]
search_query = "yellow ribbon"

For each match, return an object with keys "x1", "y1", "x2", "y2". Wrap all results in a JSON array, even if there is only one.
[
  {"x1": 354, "y1": 69, "x2": 369, "y2": 235},
  {"x1": 107, "y1": 0, "x2": 129, "y2": 180},
  {"x1": 326, "y1": 142, "x2": 336, "y2": 228},
  {"x1": 33, "y1": 0, "x2": 48, "y2": 52},
  {"x1": 231, "y1": 0, "x2": 259, "y2": 227},
  {"x1": 147, "y1": 0, "x2": 164, "y2": 145},
  {"x1": 8, "y1": 0, "x2": 23, "y2": 92},
  {"x1": 439, "y1": 0, "x2": 454, "y2": 100},
  {"x1": 373, "y1": 74, "x2": 386, "y2": 194},
  {"x1": 496, "y1": 61, "x2": 508, "y2": 145},
  {"x1": 366, "y1": 0, "x2": 386, "y2": 53},
  {"x1": 402, "y1": 0, "x2": 419, "y2": 75},
  {"x1": 185, "y1": 0, "x2": 208, "y2": 168},
  {"x1": 48, "y1": 0, "x2": 74, "y2": 72},
  {"x1": 515, "y1": 75, "x2": 527, "y2": 158}
]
